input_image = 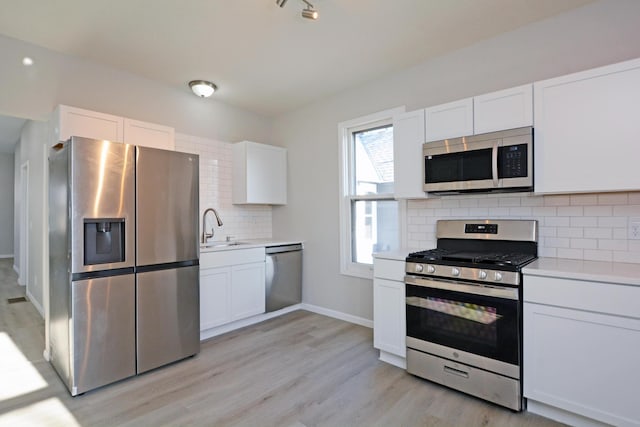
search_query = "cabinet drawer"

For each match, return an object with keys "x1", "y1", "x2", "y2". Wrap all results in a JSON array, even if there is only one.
[
  {"x1": 373, "y1": 258, "x2": 406, "y2": 281},
  {"x1": 200, "y1": 247, "x2": 265, "y2": 269},
  {"x1": 523, "y1": 275, "x2": 640, "y2": 319}
]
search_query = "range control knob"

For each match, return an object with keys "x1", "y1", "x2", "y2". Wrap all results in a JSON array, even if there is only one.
[
  {"x1": 451, "y1": 267, "x2": 460, "y2": 277},
  {"x1": 495, "y1": 272, "x2": 503, "y2": 281},
  {"x1": 415, "y1": 264, "x2": 424, "y2": 273},
  {"x1": 426, "y1": 265, "x2": 436, "y2": 274},
  {"x1": 478, "y1": 270, "x2": 487, "y2": 280}
]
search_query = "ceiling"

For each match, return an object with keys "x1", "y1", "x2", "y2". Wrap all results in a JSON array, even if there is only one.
[{"x1": 0, "y1": 0, "x2": 593, "y2": 122}]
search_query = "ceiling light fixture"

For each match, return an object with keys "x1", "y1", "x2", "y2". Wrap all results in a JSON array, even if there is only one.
[
  {"x1": 189, "y1": 80, "x2": 217, "y2": 98},
  {"x1": 22, "y1": 56, "x2": 34, "y2": 66},
  {"x1": 276, "y1": 0, "x2": 318, "y2": 20},
  {"x1": 301, "y1": 0, "x2": 318, "y2": 20}
]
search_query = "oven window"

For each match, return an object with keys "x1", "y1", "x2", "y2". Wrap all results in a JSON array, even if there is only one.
[
  {"x1": 406, "y1": 283, "x2": 519, "y2": 365},
  {"x1": 425, "y1": 148, "x2": 493, "y2": 183}
]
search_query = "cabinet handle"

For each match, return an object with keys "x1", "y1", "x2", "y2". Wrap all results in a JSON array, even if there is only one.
[
  {"x1": 492, "y1": 141, "x2": 499, "y2": 186},
  {"x1": 444, "y1": 365, "x2": 469, "y2": 379}
]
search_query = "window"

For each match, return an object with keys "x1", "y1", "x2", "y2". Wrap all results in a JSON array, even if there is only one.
[{"x1": 339, "y1": 108, "x2": 403, "y2": 278}]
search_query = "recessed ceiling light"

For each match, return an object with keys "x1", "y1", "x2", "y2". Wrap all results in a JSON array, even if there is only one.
[{"x1": 22, "y1": 57, "x2": 34, "y2": 66}]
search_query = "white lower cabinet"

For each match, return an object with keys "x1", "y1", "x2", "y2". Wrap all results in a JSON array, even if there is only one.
[
  {"x1": 230, "y1": 263, "x2": 266, "y2": 321},
  {"x1": 200, "y1": 248, "x2": 266, "y2": 331},
  {"x1": 523, "y1": 274, "x2": 640, "y2": 427},
  {"x1": 373, "y1": 256, "x2": 406, "y2": 369},
  {"x1": 200, "y1": 267, "x2": 232, "y2": 330}
]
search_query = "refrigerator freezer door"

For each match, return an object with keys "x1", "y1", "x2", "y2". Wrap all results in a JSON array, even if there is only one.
[
  {"x1": 71, "y1": 274, "x2": 136, "y2": 395},
  {"x1": 69, "y1": 138, "x2": 135, "y2": 273},
  {"x1": 136, "y1": 265, "x2": 200, "y2": 373},
  {"x1": 136, "y1": 147, "x2": 199, "y2": 266}
]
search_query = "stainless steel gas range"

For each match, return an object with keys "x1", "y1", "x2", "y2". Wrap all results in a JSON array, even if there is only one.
[{"x1": 404, "y1": 219, "x2": 538, "y2": 411}]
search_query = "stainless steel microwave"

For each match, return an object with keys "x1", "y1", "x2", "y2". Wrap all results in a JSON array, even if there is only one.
[{"x1": 423, "y1": 126, "x2": 533, "y2": 194}]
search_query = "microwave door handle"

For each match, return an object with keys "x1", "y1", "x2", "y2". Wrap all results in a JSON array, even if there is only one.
[{"x1": 492, "y1": 141, "x2": 499, "y2": 186}]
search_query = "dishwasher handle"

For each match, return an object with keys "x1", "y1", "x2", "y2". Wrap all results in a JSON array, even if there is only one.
[{"x1": 265, "y1": 243, "x2": 303, "y2": 254}]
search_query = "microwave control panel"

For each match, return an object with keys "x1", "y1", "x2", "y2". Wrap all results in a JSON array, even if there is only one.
[{"x1": 498, "y1": 144, "x2": 528, "y2": 178}]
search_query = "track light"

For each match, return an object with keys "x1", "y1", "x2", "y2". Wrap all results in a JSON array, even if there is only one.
[
  {"x1": 189, "y1": 80, "x2": 217, "y2": 98},
  {"x1": 301, "y1": 7, "x2": 318, "y2": 20},
  {"x1": 301, "y1": 0, "x2": 318, "y2": 19},
  {"x1": 277, "y1": 0, "x2": 318, "y2": 20}
]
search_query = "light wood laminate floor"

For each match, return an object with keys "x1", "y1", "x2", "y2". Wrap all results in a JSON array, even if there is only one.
[{"x1": 0, "y1": 258, "x2": 564, "y2": 426}]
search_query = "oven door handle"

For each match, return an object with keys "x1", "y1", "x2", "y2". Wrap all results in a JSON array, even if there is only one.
[{"x1": 405, "y1": 275, "x2": 519, "y2": 300}]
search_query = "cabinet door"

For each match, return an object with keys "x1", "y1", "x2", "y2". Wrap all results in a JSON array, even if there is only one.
[
  {"x1": 373, "y1": 278, "x2": 406, "y2": 358},
  {"x1": 200, "y1": 267, "x2": 232, "y2": 330},
  {"x1": 524, "y1": 302, "x2": 640, "y2": 426},
  {"x1": 232, "y1": 141, "x2": 287, "y2": 205},
  {"x1": 424, "y1": 98, "x2": 473, "y2": 142},
  {"x1": 393, "y1": 110, "x2": 427, "y2": 199},
  {"x1": 123, "y1": 118, "x2": 175, "y2": 150},
  {"x1": 473, "y1": 84, "x2": 532, "y2": 134},
  {"x1": 534, "y1": 58, "x2": 640, "y2": 194},
  {"x1": 55, "y1": 105, "x2": 124, "y2": 143},
  {"x1": 231, "y1": 262, "x2": 266, "y2": 321}
]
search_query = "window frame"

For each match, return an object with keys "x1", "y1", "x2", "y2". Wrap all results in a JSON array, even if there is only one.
[{"x1": 338, "y1": 107, "x2": 405, "y2": 279}]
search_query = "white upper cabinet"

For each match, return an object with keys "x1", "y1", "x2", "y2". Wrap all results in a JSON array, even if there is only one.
[
  {"x1": 534, "y1": 57, "x2": 640, "y2": 194},
  {"x1": 123, "y1": 118, "x2": 175, "y2": 150},
  {"x1": 393, "y1": 109, "x2": 426, "y2": 199},
  {"x1": 51, "y1": 105, "x2": 175, "y2": 150},
  {"x1": 473, "y1": 84, "x2": 533, "y2": 134},
  {"x1": 424, "y1": 98, "x2": 473, "y2": 142},
  {"x1": 53, "y1": 105, "x2": 124, "y2": 144},
  {"x1": 232, "y1": 141, "x2": 287, "y2": 205}
]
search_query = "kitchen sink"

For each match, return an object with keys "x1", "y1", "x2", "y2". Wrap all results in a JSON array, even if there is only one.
[{"x1": 200, "y1": 241, "x2": 248, "y2": 249}]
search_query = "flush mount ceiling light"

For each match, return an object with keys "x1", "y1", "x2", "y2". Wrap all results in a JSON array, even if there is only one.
[{"x1": 189, "y1": 80, "x2": 217, "y2": 98}]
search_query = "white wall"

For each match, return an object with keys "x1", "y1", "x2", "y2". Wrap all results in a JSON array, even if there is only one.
[
  {"x1": 271, "y1": 0, "x2": 640, "y2": 322},
  {"x1": 0, "y1": 152, "x2": 15, "y2": 257},
  {"x1": 14, "y1": 120, "x2": 48, "y2": 314}
]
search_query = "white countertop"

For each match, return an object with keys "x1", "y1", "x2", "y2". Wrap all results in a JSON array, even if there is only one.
[
  {"x1": 372, "y1": 248, "x2": 417, "y2": 262},
  {"x1": 523, "y1": 257, "x2": 640, "y2": 287},
  {"x1": 200, "y1": 238, "x2": 303, "y2": 253}
]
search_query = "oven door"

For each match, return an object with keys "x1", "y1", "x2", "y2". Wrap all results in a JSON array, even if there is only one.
[{"x1": 405, "y1": 275, "x2": 521, "y2": 378}]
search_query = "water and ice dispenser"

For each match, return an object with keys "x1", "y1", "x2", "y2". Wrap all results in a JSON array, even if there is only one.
[{"x1": 83, "y1": 218, "x2": 126, "y2": 265}]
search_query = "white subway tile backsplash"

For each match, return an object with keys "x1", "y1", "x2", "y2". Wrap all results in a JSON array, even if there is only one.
[
  {"x1": 557, "y1": 248, "x2": 583, "y2": 259},
  {"x1": 406, "y1": 191, "x2": 640, "y2": 264},
  {"x1": 176, "y1": 133, "x2": 272, "y2": 241},
  {"x1": 544, "y1": 195, "x2": 571, "y2": 206},
  {"x1": 571, "y1": 238, "x2": 597, "y2": 250},
  {"x1": 598, "y1": 193, "x2": 628, "y2": 205},
  {"x1": 557, "y1": 227, "x2": 583, "y2": 238},
  {"x1": 570, "y1": 217, "x2": 598, "y2": 227},
  {"x1": 598, "y1": 239, "x2": 627, "y2": 251}
]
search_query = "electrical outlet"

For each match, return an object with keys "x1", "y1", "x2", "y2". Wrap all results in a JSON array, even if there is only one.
[{"x1": 629, "y1": 217, "x2": 640, "y2": 240}]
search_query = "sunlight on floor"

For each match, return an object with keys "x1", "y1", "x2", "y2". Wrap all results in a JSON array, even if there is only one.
[
  {"x1": 0, "y1": 332, "x2": 47, "y2": 400},
  {"x1": 0, "y1": 397, "x2": 81, "y2": 427}
]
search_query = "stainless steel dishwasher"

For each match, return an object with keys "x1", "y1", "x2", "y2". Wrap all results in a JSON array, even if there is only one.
[{"x1": 265, "y1": 243, "x2": 303, "y2": 312}]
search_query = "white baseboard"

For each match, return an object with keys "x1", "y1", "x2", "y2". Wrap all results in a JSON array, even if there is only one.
[
  {"x1": 0, "y1": 254, "x2": 13, "y2": 259},
  {"x1": 300, "y1": 303, "x2": 373, "y2": 329},
  {"x1": 26, "y1": 289, "x2": 44, "y2": 319},
  {"x1": 379, "y1": 350, "x2": 406, "y2": 369},
  {"x1": 526, "y1": 400, "x2": 608, "y2": 427},
  {"x1": 13, "y1": 264, "x2": 19, "y2": 274}
]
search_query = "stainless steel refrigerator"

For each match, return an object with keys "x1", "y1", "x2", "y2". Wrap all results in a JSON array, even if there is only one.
[{"x1": 48, "y1": 137, "x2": 200, "y2": 396}]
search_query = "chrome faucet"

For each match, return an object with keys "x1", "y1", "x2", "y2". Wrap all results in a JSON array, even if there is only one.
[{"x1": 202, "y1": 208, "x2": 224, "y2": 243}]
